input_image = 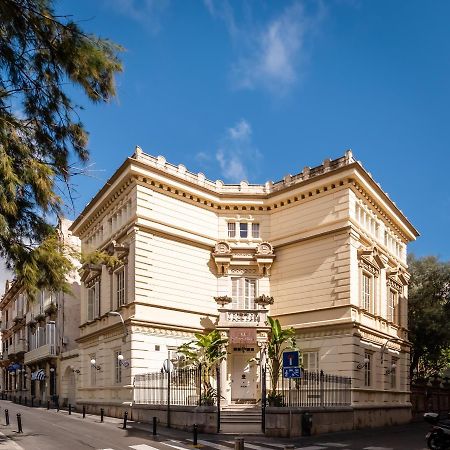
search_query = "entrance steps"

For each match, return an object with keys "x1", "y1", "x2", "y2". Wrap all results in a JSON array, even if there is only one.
[{"x1": 220, "y1": 405, "x2": 262, "y2": 434}]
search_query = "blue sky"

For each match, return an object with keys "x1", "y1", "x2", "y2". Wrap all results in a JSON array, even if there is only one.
[{"x1": 58, "y1": 0, "x2": 450, "y2": 260}]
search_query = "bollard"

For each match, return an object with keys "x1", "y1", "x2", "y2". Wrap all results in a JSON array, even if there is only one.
[
  {"x1": 19, "y1": 396, "x2": 22, "y2": 405},
  {"x1": 122, "y1": 411, "x2": 128, "y2": 429},
  {"x1": 17, "y1": 413, "x2": 23, "y2": 433},
  {"x1": 69, "y1": 404, "x2": 72, "y2": 415},
  {"x1": 83, "y1": 405, "x2": 86, "y2": 419},
  {"x1": 152, "y1": 416, "x2": 157, "y2": 436},
  {"x1": 47, "y1": 400, "x2": 50, "y2": 410},
  {"x1": 193, "y1": 424, "x2": 198, "y2": 446},
  {"x1": 24, "y1": 397, "x2": 27, "y2": 406},
  {"x1": 5, "y1": 409, "x2": 9, "y2": 426},
  {"x1": 13, "y1": 396, "x2": 16, "y2": 403},
  {"x1": 31, "y1": 397, "x2": 34, "y2": 408},
  {"x1": 234, "y1": 437, "x2": 244, "y2": 450},
  {"x1": 100, "y1": 408, "x2": 104, "y2": 423},
  {"x1": 38, "y1": 399, "x2": 41, "y2": 407}
]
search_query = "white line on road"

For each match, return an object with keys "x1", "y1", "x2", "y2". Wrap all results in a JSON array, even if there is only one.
[
  {"x1": 198, "y1": 440, "x2": 232, "y2": 450},
  {"x1": 316, "y1": 444, "x2": 349, "y2": 448},
  {"x1": 162, "y1": 440, "x2": 192, "y2": 450},
  {"x1": 129, "y1": 445, "x2": 161, "y2": 450},
  {"x1": 0, "y1": 431, "x2": 24, "y2": 449},
  {"x1": 363, "y1": 447, "x2": 394, "y2": 450}
]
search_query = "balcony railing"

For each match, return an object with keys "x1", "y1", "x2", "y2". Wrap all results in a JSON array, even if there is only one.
[
  {"x1": 217, "y1": 307, "x2": 269, "y2": 328},
  {"x1": 24, "y1": 343, "x2": 56, "y2": 365}
]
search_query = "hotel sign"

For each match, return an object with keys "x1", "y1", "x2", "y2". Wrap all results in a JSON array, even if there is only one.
[{"x1": 229, "y1": 328, "x2": 257, "y2": 344}]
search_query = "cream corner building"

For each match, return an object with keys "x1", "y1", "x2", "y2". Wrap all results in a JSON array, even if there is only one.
[{"x1": 69, "y1": 148, "x2": 418, "y2": 424}]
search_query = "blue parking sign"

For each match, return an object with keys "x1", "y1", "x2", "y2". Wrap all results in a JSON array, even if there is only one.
[{"x1": 282, "y1": 351, "x2": 299, "y2": 368}]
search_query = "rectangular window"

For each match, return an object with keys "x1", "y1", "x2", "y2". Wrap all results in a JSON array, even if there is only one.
[
  {"x1": 227, "y1": 222, "x2": 236, "y2": 238},
  {"x1": 302, "y1": 351, "x2": 319, "y2": 371},
  {"x1": 364, "y1": 352, "x2": 372, "y2": 387},
  {"x1": 87, "y1": 281, "x2": 100, "y2": 321},
  {"x1": 90, "y1": 354, "x2": 96, "y2": 386},
  {"x1": 388, "y1": 290, "x2": 396, "y2": 322},
  {"x1": 390, "y1": 357, "x2": 398, "y2": 389},
  {"x1": 362, "y1": 273, "x2": 371, "y2": 312},
  {"x1": 114, "y1": 350, "x2": 122, "y2": 384},
  {"x1": 116, "y1": 269, "x2": 126, "y2": 308},
  {"x1": 231, "y1": 277, "x2": 256, "y2": 309},
  {"x1": 239, "y1": 223, "x2": 248, "y2": 238},
  {"x1": 251, "y1": 223, "x2": 260, "y2": 239}
]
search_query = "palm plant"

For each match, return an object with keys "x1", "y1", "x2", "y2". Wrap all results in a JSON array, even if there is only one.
[
  {"x1": 177, "y1": 329, "x2": 228, "y2": 404},
  {"x1": 266, "y1": 316, "x2": 297, "y2": 404}
]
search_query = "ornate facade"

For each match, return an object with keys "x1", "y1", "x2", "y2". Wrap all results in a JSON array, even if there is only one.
[{"x1": 69, "y1": 148, "x2": 418, "y2": 423}]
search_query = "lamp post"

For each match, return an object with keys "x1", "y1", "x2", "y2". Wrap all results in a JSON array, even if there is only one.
[
  {"x1": 380, "y1": 337, "x2": 402, "y2": 364},
  {"x1": 108, "y1": 311, "x2": 128, "y2": 343},
  {"x1": 90, "y1": 359, "x2": 101, "y2": 371}
]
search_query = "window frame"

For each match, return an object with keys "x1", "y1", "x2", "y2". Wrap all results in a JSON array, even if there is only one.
[
  {"x1": 251, "y1": 223, "x2": 260, "y2": 239},
  {"x1": 364, "y1": 352, "x2": 372, "y2": 387},
  {"x1": 227, "y1": 222, "x2": 236, "y2": 238},
  {"x1": 387, "y1": 289, "x2": 396, "y2": 323},
  {"x1": 115, "y1": 267, "x2": 126, "y2": 309},
  {"x1": 239, "y1": 223, "x2": 248, "y2": 238},
  {"x1": 114, "y1": 350, "x2": 122, "y2": 384},
  {"x1": 361, "y1": 272, "x2": 372, "y2": 313},
  {"x1": 302, "y1": 351, "x2": 319, "y2": 372},
  {"x1": 390, "y1": 357, "x2": 398, "y2": 389},
  {"x1": 231, "y1": 277, "x2": 257, "y2": 309},
  {"x1": 87, "y1": 280, "x2": 100, "y2": 322}
]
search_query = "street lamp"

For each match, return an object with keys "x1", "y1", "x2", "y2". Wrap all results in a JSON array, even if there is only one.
[
  {"x1": 117, "y1": 353, "x2": 130, "y2": 367},
  {"x1": 380, "y1": 337, "x2": 402, "y2": 364},
  {"x1": 108, "y1": 311, "x2": 128, "y2": 342},
  {"x1": 90, "y1": 359, "x2": 101, "y2": 371},
  {"x1": 357, "y1": 358, "x2": 370, "y2": 370},
  {"x1": 385, "y1": 363, "x2": 397, "y2": 375}
]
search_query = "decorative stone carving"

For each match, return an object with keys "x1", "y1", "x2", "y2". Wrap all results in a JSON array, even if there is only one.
[
  {"x1": 214, "y1": 241, "x2": 231, "y2": 254},
  {"x1": 256, "y1": 242, "x2": 273, "y2": 255}
]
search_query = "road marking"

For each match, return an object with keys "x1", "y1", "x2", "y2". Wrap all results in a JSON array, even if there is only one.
[
  {"x1": 130, "y1": 445, "x2": 161, "y2": 450},
  {"x1": 296, "y1": 447, "x2": 327, "y2": 450},
  {"x1": 317, "y1": 444, "x2": 349, "y2": 448},
  {"x1": 0, "y1": 431, "x2": 24, "y2": 449},
  {"x1": 162, "y1": 440, "x2": 192, "y2": 450},
  {"x1": 197, "y1": 440, "x2": 232, "y2": 450},
  {"x1": 225, "y1": 441, "x2": 268, "y2": 450},
  {"x1": 363, "y1": 447, "x2": 394, "y2": 450}
]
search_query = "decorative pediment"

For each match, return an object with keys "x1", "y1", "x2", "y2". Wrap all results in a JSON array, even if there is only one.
[
  {"x1": 211, "y1": 241, "x2": 276, "y2": 276},
  {"x1": 80, "y1": 263, "x2": 102, "y2": 283},
  {"x1": 387, "y1": 266, "x2": 409, "y2": 288},
  {"x1": 358, "y1": 245, "x2": 386, "y2": 277}
]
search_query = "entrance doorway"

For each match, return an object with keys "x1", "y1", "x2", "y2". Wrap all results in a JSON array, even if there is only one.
[{"x1": 231, "y1": 350, "x2": 258, "y2": 402}]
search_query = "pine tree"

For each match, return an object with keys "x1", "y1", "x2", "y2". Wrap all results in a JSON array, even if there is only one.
[{"x1": 0, "y1": 0, "x2": 122, "y2": 298}]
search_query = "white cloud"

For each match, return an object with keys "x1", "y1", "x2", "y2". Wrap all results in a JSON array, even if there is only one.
[
  {"x1": 107, "y1": 0, "x2": 170, "y2": 32},
  {"x1": 196, "y1": 119, "x2": 261, "y2": 183},
  {"x1": 205, "y1": 1, "x2": 325, "y2": 95},
  {"x1": 228, "y1": 119, "x2": 251, "y2": 140}
]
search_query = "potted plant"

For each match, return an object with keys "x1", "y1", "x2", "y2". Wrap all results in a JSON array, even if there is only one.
[
  {"x1": 45, "y1": 302, "x2": 58, "y2": 316},
  {"x1": 35, "y1": 313, "x2": 46, "y2": 323},
  {"x1": 213, "y1": 296, "x2": 232, "y2": 307},
  {"x1": 255, "y1": 295, "x2": 274, "y2": 308}
]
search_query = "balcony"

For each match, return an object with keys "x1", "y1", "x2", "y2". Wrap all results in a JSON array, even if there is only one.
[
  {"x1": 10, "y1": 341, "x2": 27, "y2": 355},
  {"x1": 24, "y1": 343, "x2": 56, "y2": 365},
  {"x1": 217, "y1": 307, "x2": 269, "y2": 328}
]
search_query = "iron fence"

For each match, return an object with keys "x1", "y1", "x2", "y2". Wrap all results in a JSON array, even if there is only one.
[
  {"x1": 133, "y1": 365, "x2": 217, "y2": 406},
  {"x1": 269, "y1": 369, "x2": 351, "y2": 407}
]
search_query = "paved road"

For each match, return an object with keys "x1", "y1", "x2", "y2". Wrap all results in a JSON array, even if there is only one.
[{"x1": 0, "y1": 400, "x2": 432, "y2": 450}]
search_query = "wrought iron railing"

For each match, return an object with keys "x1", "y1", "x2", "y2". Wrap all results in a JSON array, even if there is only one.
[
  {"x1": 133, "y1": 365, "x2": 217, "y2": 406},
  {"x1": 268, "y1": 369, "x2": 352, "y2": 407}
]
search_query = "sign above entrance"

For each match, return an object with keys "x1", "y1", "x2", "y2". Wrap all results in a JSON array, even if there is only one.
[
  {"x1": 282, "y1": 350, "x2": 299, "y2": 368},
  {"x1": 229, "y1": 328, "x2": 257, "y2": 345},
  {"x1": 283, "y1": 367, "x2": 302, "y2": 378}
]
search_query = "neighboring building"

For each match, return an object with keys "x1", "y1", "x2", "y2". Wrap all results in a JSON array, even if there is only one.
[
  {"x1": 0, "y1": 219, "x2": 81, "y2": 405},
  {"x1": 69, "y1": 148, "x2": 418, "y2": 425}
]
